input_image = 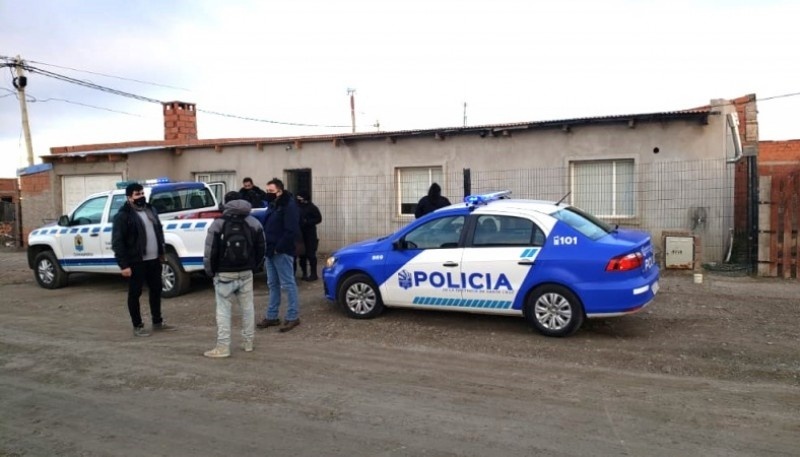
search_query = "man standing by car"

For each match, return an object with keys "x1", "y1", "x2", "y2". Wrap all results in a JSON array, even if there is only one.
[
  {"x1": 239, "y1": 177, "x2": 268, "y2": 208},
  {"x1": 203, "y1": 191, "x2": 266, "y2": 358},
  {"x1": 296, "y1": 191, "x2": 322, "y2": 281},
  {"x1": 257, "y1": 178, "x2": 302, "y2": 332},
  {"x1": 112, "y1": 183, "x2": 177, "y2": 337}
]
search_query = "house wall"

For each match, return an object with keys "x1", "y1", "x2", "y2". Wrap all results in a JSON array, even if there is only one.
[{"x1": 121, "y1": 105, "x2": 737, "y2": 263}]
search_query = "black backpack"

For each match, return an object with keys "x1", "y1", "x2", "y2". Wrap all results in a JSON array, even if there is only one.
[{"x1": 217, "y1": 215, "x2": 254, "y2": 271}]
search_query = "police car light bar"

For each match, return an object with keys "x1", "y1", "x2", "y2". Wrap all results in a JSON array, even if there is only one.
[
  {"x1": 464, "y1": 190, "x2": 512, "y2": 206},
  {"x1": 115, "y1": 177, "x2": 171, "y2": 189}
]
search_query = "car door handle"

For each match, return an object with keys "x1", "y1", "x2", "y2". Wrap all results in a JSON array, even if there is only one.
[
  {"x1": 442, "y1": 261, "x2": 459, "y2": 267},
  {"x1": 517, "y1": 260, "x2": 535, "y2": 266}
]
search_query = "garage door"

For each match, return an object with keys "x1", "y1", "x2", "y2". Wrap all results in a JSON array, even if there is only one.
[{"x1": 62, "y1": 175, "x2": 122, "y2": 214}]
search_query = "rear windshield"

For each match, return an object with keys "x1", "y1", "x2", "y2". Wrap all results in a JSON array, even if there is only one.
[
  {"x1": 149, "y1": 188, "x2": 216, "y2": 214},
  {"x1": 551, "y1": 206, "x2": 613, "y2": 240}
]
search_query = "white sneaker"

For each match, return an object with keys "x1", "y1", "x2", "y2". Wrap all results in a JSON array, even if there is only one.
[
  {"x1": 242, "y1": 341, "x2": 254, "y2": 352},
  {"x1": 203, "y1": 345, "x2": 230, "y2": 358}
]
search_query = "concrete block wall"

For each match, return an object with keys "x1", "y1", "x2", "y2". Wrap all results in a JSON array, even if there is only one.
[{"x1": 19, "y1": 170, "x2": 58, "y2": 245}]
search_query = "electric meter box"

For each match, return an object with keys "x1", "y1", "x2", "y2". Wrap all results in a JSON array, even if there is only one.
[{"x1": 665, "y1": 236, "x2": 694, "y2": 269}]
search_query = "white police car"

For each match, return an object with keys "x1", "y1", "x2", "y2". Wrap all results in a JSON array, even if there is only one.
[{"x1": 322, "y1": 191, "x2": 659, "y2": 337}]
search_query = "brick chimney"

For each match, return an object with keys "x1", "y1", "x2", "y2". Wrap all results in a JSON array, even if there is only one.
[{"x1": 162, "y1": 101, "x2": 197, "y2": 141}]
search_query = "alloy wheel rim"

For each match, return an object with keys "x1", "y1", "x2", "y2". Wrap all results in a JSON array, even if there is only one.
[{"x1": 534, "y1": 292, "x2": 572, "y2": 330}]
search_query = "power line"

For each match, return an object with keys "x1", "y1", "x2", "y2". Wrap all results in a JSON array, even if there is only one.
[
  {"x1": 3, "y1": 58, "x2": 359, "y2": 129},
  {"x1": 757, "y1": 91, "x2": 800, "y2": 102},
  {"x1": 29, "y1": 96, "x2": 144, "y2": 116},
  {"x1": 25, "y1": 59, "x2": 191, "y2": 91}
]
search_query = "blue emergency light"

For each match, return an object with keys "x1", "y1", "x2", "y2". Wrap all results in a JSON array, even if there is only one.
[
  {"x1": 115, "y1": 177, "x2": 171, "y2": 189},
  {"x1": 464, "y1": 190, "x2": 512, "y2": 207}
]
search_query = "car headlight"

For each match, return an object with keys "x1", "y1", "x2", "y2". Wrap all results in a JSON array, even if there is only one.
[{"x1": 325, "y1": 256, "x2": 337, "y2": 268}]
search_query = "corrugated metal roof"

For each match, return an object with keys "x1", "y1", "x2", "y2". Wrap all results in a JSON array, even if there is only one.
[
  {"x1": 41, "y1": 145, "x2": 167, "y2": 159},
  {"x1": 45, "y1": 107, "x2": 714, "y2": 156}
]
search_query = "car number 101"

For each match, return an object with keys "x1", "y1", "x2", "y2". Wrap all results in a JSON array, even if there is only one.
[{"x1": 553, "y1": 236, "x2": 578, "y2": 246}]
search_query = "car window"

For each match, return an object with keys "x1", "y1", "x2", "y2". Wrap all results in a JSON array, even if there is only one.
[
  {"x1": 71, "y1": 195, "x2": 108, "y2": 226},
  {"x1": 551, "y1": 207, "x2": 612, "y2": 240},
  {"x1": 151, "y1": 188, "x2": 215, "y2": 213},
  {"x1": 472, "y1": 215, "x2": 545, "y2": 247},
  {"x1": 404, "y1": 215, "x2": 465, "y2": 249},
  {"x1": 109, "y1": 194, "x2": 127, "y2": 219}
]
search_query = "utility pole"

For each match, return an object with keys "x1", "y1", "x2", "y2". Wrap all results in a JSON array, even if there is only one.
[
  {"x1": 463, "y1": 101, "x2": 468, "y2": 127},
  {"x1": 13, "y1": 55, "x2": 34, "y2": 167},
  {"x1": 347, "y1": 88, "x2": 356, "y2": 133}
]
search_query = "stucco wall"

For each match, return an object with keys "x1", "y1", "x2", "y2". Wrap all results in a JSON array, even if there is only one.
[{"x1": 122, "y1": 109, "x2": 736, "y2": 262}]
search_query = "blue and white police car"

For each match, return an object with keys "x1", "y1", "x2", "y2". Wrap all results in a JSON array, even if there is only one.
[{"x1": 322, "y1": 191, "x2": 659, "y2": 337}]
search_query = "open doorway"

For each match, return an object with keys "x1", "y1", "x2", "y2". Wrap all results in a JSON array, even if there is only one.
[{"x1": 285, "y1": 168, "x2": 312, "y2": 200}]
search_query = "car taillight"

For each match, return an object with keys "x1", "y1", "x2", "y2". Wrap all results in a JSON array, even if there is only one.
[{"x1": 605, "y1": 252, "x2": 643, "y2": 272}]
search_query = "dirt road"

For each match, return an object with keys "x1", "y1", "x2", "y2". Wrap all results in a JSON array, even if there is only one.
[{"x1": 1, "y1": 248, "x2": 798, "y2": 456}]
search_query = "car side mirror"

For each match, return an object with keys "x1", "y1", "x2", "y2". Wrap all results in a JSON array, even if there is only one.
[
  {"x1": 392, "y1": 239, "x2": 405, "y2": 250},
  {"x1": 57, "y1": 215, "x2": 70, "y2": 227}
]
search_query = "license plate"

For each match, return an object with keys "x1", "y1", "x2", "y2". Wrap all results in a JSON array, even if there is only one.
[{"x1": 651, "y1": 281, "x2": 660, "y2": 295}]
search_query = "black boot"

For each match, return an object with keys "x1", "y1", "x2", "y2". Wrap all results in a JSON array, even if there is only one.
[
  {"x1": 307, "y1": 256, "x2": 318, "y2": 281},
  {"x1": 299, "y1": 257, "x2": 309, "y2": 281}
]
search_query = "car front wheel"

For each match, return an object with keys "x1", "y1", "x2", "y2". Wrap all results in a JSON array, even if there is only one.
[
  {"x1": 525, "y1": 285, "x2": 584, "y2": 337},
  {"x1": 161, "y1": 252, "x2": 190, "y2": 298},
  {"x1": 34, "y1": 251, "x2": 68, "y2": 289},
  {"x1": 338, "y1": 274, "x2": 384, "y2": 319}
]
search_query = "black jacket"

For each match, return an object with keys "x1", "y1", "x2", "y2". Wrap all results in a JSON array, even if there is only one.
[
  {"x1": 298, "y1": 200, "x2": 322, "y2": 248},
  {"x1": 111, "y1": 203, "x2": 165, "y2": 270},
  {"x1": 414, "y1": 195, "x2": 452, "y2": 218},
  {"x1": 239, "y1": 186, "x2": 269, "y2": 208},
  {"x1": 262, "y1": 191, "x2": 300, "y2": 257}
]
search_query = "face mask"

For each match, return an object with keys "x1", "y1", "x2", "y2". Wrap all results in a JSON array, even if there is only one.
[
  {"x1": 133, "y1": 196, "x2": 147, "y2": 208},
  {"x1": 265, "y1": 193, "x2": 277, "y2": 203}
]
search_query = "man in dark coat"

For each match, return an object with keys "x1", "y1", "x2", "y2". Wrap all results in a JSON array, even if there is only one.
[
  {"x1": 111, "y1": 183, "x2": 176, "y2": 337},
  {"x1": 238, "y1": 177, "x2": 268, "y2": 208},
  {"x1": 295, "y1": 191, "x2": 322, "y2": 281},
  {"x1": 256, "y1": 178, "x2": 302, "y2": 332},
  {"x1": 414, "y1": 182, "x2": 452, "y2": 218}
]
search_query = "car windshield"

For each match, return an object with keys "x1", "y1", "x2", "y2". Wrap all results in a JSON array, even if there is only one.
[{"x1": 551, "y1": 206, "x2": 613, "y2": 240}]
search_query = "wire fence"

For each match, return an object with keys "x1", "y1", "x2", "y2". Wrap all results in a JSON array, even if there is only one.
[{"x1": 312, "y1": 158, "x2": 737, "y2": 264}]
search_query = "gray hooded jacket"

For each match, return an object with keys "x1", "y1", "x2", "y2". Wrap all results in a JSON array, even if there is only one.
[{"x1": 203, "y1": 199, "x2": 266, "y2": 276}]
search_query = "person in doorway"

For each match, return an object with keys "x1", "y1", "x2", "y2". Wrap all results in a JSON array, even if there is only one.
[
  {"x1": 256, "y1": 178, "x2": 302, "y2": 332},
  {"x1": 239, "y1": 177, "x2": 268, "y2": 208},
  {"x1": 202, "y1": 191, "x2": 266, "y2": 358},
  {"x1": 296, "y1": 191, "x2": 322, "y2": 281},
  {"x1": 414, "y1": 182, "x2": 452, "y2": 218},
  {"x1": 112, "y1": 183, "x2": 177, "y2": 337}
]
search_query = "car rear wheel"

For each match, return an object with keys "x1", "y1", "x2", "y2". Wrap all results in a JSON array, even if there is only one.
[
  {"x1": 162, "y1": 252, "x2": 190, "y2": 298},
  {"x1": 34, "y1": 251, "x2": 68, "y2": 289},
  {"x1": 338, "y1": 274, "x2": 384, "y2": 319},
  {"x1": 525, "y1": 285, "x2": 584, "y2": 337}
]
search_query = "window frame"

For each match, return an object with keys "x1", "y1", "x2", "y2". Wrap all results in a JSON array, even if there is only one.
[
  {"x1": 395, "y1": 166, "x2": 444, "y2": 217},
  {"x1": 569, "y1": 159, "x2": 635, "y2": 218}
]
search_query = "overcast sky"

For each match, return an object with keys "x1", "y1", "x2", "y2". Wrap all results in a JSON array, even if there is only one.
[{"x1": 2, "y1": 0, "x2": 799, "y2": 178}]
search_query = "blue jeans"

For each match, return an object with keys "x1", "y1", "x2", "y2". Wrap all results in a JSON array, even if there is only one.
[
  {"x1": 264, "y1": 253, "x2": 299, "y2": 321},
  {"x1": 213, "y1": 271, "x2": 255, "y2": 347}
]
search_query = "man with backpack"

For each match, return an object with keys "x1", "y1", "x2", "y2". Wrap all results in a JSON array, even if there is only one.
[{"x1": 203, "y1": 191, "x2": 266, "y2": 358}]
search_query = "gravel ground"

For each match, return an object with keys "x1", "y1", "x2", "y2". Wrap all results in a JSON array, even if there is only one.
[{"x1": 1, "y1": 248, "x2": 798, "y2": 456}]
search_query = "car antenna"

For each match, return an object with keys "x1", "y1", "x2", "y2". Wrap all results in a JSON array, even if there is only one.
[{"x1": 555, "y1": 191, "x2": 571, "y2": 206}]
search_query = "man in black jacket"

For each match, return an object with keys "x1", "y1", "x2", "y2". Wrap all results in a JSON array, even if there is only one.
[
  {"x1": 414, "y1": 182, "x2": 452, "y2": 219},
  {"x1": 112, "y1": 183, "x2": 176, "y2": 337},
  {"x1": 256, "y1": 178, "x2": 302, "y2": 332},
  {"x1": 296, "y1": 191, "x2": 322, "y2": 281},
  {"x1": 239, "y1": 177, "x2": 268, "y2": 208}
]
